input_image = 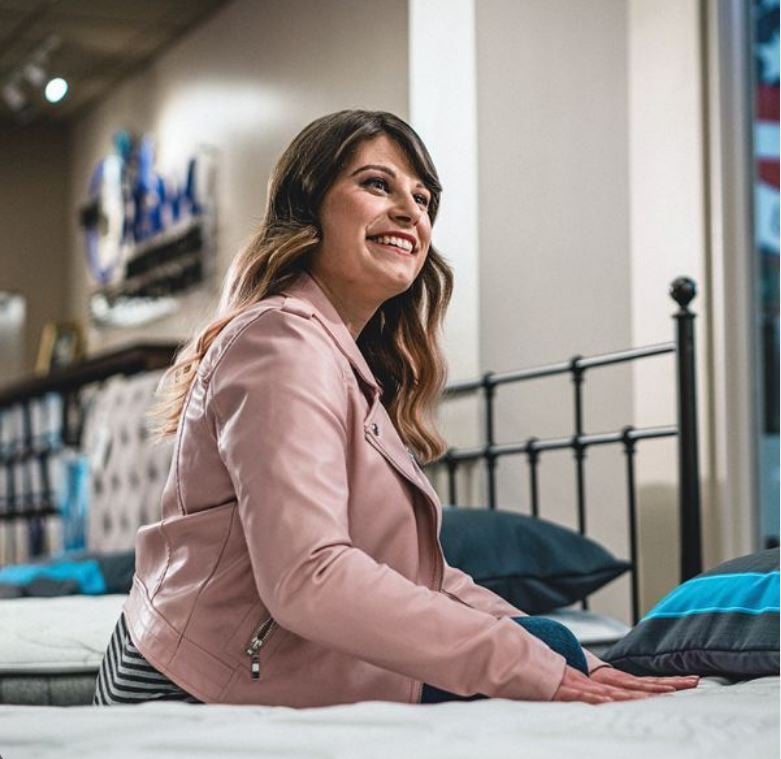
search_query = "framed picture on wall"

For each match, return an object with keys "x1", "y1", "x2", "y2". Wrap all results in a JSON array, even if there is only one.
[{"x1": 35, "y1": 321, "x2": 86, "y2": 374}]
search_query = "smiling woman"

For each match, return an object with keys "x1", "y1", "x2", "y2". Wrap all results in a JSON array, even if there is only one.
[
  {"x1": 153, "y1": 110, "x2": 452, "y2": 463},
  {"x1": 92, "y1": 110, "x2": 698, "y2": 709}
]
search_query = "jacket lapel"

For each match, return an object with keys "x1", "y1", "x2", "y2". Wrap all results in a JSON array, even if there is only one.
[
  {"x1": 281, "y1": 271, "x2": 379, "y2": 393},
  {"x1": 281, "y1": 271, "x2": 441, "y2": 511},
  {"x1": 363, "y1": 397, "x2": 442, "y2": 512}
]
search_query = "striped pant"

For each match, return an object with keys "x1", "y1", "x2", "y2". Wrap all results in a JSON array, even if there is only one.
[{"x1": 93, "y1": 614, "x2": 201, "y2": 705}]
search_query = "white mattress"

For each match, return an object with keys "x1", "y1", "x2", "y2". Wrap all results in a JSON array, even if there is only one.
[
  {"x1": 0, "y1": 595, "x2": 628, "y2": 676},
  {"x1": 0, "y1": 676, "x2": 777, "y2": 759},
  {"x1": 0, "y1": 594, "x2": 126, "y2": 674},
  {"x1": 540, "y1": 608, "x2": 631, "y2": 646}
]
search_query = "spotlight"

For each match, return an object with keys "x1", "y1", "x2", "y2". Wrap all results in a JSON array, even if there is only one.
[{"x1": 44, "y1": 77, "x2": 68, "y2": 103}]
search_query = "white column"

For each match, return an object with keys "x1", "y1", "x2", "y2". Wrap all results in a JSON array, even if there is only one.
[
  {"x1": 703, "y1": 0, "x2": 760, "y2": 559},
  {"x1": 628, "y1": 0, "x2": 714, "y2": 604},
  {"x1": 409, "y1": 0, "x2": 481, "y2": 500},
  {"x1": 409, "y1": 0, "x2": 479, "y2": 382}
]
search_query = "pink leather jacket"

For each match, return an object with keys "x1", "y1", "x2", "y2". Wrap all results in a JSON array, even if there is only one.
[{"x1": 124, "y1": 271, "x2": 607, "y2": 707}]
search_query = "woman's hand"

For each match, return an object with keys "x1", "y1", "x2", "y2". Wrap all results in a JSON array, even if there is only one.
[
  {"x1": 552, "y1": 666, "x2": 646, "y2": 704},
  {"x1": 590, "y1": 666, "x2": 700, "y2": 694},
  {"x1": 552, "y1": 665, "x2": 699, "y2": 704}
]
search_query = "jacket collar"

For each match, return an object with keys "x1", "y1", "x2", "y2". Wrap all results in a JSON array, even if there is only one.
[{"x1": 282, "y1": 270, "x2": 380, "y2": 393}]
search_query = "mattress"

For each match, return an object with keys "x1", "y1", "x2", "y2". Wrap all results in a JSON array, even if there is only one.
[
  {"x1": 540, "y1": 608, "x2": 630, "y2": 654},
  {"x1": 0, "y1": 594, "x2": 125, "y2": 706},
  {"x1": 0, "y1": 676, "x2": 777, "y2": 759},
  {"x1": 0, "y1": 594, "x2": 630, "y2": 705},
  {"x1": 0, "y1": 594, "x2": 125, "y2": 675},
  {"x1": 0, "y1": 595, "x2": 627, "y2": 675}
]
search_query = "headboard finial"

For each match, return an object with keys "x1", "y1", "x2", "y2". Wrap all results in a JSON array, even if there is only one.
[{"x1": 670, "y1": 276, "x2": 697, "y2": 309}]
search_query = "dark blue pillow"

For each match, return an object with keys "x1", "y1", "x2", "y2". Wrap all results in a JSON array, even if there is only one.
[
  {"x1": 603, "y1": 548, "x2": 780, "y2": 677},
  {"x1": 440, "y1": 507, "x2": 630, "y2": 614}
]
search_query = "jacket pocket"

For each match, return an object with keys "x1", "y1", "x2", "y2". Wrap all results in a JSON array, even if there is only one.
[{"x1": 245, "y1": 616, "x2": 280, "y2": 681}]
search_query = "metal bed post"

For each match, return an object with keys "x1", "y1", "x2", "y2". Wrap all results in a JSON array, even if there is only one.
[
  {"x1": 570, "y1": 356, "x2": 588, "y2": 536},
  {"x1": 446, "y1": 453, "x2": 458, "y2": 505},
  {"x1": 621, "y1": 426, "x2": 641, "y2": 624},
  {"x1": 570, "y1": 355, "x2": 589, "y2": 611},
  {"x1": 525, "y1": 437, "x2": 540, "y2": 518},
  {"x1": 671, "y1": 277, "x2": 703, "y2": 580},
  {"x1": 483, "y1": 372, "x2": 497, "y2": 509}
]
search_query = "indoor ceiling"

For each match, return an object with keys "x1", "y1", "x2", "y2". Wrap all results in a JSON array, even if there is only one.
[{"x1": 0, "y1": 0, "x2": 232, "y2": 130}]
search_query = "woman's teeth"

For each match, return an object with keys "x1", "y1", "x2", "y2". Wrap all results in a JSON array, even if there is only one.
[{"x1": 368, "y1": 235, "x2": 414, "y2": 253}]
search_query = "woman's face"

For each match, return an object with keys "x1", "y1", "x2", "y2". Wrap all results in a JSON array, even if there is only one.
[{"x1": 311, "y1": 134, "x2": 433, "y2": 305}]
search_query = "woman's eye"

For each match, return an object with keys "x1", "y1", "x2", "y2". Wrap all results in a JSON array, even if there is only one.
[
  {"x1": 364, "y1": 176, "x2": 430, "y2": 209},
  {"x1": 364, "y1": 176, "x2": 389, "y2": 192}
]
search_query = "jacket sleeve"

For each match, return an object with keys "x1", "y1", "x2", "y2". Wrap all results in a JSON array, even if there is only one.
[
  {"x1": 442, "y1": 562, "x2": 613, "y2": 674},
  {"x1": 208, "y1": 309, "x2": 568, "y2": 701}
]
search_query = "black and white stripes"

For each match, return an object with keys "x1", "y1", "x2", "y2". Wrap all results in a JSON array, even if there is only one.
[{"x1": 93, "y1": 614, "x2": 201, "y2": 705}]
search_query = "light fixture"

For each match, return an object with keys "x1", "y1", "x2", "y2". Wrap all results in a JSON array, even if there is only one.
[
  {"x1": 2, "y1": 81, "x2": 25, "y2": 112},
  {"x1": 0, "y1": 35, "x2": 65, "y2": 117},
  {"x1": 23, "y1": 62, "x2": 47, "y2": 88},
  {"x1": 45, "y1": 77, "x2": 68, "y2": 104}
]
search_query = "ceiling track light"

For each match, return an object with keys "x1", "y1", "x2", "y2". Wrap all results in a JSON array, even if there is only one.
[
  {"x1": 45, "y1": 77, "x2": 68, "y2": 103},
  {"x1": 2, "y1": 81, "x2": 25, "y2": 112},
  {"x1": 23, "y1": 62, "x2": 47, "y2": 88},
  {"x1": 1, "y1": 33, "x2": 65, "y2": 117}
]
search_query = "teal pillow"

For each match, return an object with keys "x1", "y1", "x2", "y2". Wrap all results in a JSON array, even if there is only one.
[
  {"x1": 603, "y1": 548, "x2": 780, "y2": 677},
  {"x1": 440, "y1": 507, "x2": 630, "y2": 614},
  {"x1": 0, "y1": 550, "x2": 135, "y2": 598}
]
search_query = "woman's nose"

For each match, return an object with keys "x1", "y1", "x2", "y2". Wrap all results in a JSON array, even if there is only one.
[{"x1": 390, "y1": 195, "x2": 422, "y2": 224}]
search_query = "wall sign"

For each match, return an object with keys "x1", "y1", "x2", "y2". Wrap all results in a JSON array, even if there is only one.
[{"x1": 79, "y1": 130, "x2": 217, "y2": 327}]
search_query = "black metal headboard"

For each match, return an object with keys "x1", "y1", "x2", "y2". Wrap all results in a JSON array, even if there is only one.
[{"x1": 426, "y1": 276, "x2": 702, "y2": 625}]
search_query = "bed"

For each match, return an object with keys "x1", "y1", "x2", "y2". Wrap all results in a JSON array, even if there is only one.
[
  {"x1": 0, "y1": 276, "x2": 777, "y2": 757},
  {"x1": 1, "y1": 676, "x2": 778, "y2": 759}
]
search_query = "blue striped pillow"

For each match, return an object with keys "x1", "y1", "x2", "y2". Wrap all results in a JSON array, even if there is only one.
[{"x1": 604, "y1": 549, "x2": 779, "y2": 677}]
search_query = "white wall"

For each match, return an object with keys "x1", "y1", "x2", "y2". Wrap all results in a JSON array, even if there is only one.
[
  {"x1": 67, "y1": 0, "x2": 410, "y2": 350},
  {"x1": 409, "y1": 0, "x2": 482, "y2": 465},
  {"x1": 410, "y1": 0, "x2": 480, "y2": 384},
  {"x1": 464, "y1": 0, "x2": 734, "y2": 620},
  {"x1": 475, "y1": 0, "x2": 635, "y2": 620},
  {"x1": 627, "y1": 0, "x2": 712, "y2": 611}
]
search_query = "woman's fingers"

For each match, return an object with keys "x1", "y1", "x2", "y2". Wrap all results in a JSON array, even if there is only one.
[
  {"x1": 554, "y1": 666, "x2": 702, "y2": 705},
  {"x1": 602, "y1": 675, "x2": 675, "y2": 694},
  {"x1": 553, "y1": 667, "x2": 653, "y2": 704},
  {"x1": 555, "y1": 686, "x2": 612, "y2": 704},
  {"x1": 644, "y1": 675, "x2": 700, "y2": 690},
  {"x1": 556, "y1": 684, "x2": 649, "y2": 704},
  {"x1": 590, "y1": 667, "x2": 700, "y2": 694}
]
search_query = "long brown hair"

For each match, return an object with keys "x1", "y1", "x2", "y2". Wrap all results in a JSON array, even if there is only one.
[{"x1": 150, "y1": 110, "x2": 453, "y2": 463}]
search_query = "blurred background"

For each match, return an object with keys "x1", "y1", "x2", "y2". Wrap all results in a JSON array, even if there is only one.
[{"x1": 0, "y1": 0, "x2": 777, "y2": 623}]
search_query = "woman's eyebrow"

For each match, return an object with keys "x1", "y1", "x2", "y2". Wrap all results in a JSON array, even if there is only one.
[{"x1": 350, "y1": 164, "x2": 427, "y2": 190}]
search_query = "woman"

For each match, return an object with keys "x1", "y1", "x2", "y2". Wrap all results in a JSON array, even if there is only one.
[{"x1": 94, "y1": 110, "x2": 698, "y2": 707}]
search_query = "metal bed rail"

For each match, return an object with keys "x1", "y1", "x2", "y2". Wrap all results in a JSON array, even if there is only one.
[{"x1": 426, "y1": 277, "x2": 703, "y2": 625}]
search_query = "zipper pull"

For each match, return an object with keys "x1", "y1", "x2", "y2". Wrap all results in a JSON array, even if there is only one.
[{"x1": 245, "y1": 617, "x2": 277, "y2": 682}]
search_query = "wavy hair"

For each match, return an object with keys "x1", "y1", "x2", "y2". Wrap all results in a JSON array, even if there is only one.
[{"x1": 150, "y1": 110, "x2": 453, "y2": 463}]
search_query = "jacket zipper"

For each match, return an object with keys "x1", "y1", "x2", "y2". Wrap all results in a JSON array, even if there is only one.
[{"x1": 245, "y1": 617, "x2": 278, "y2": 681}]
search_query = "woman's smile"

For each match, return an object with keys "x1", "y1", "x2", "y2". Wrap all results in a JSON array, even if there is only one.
[{"x1": 367, "y1": 238, "x2": 416, "y2": 257}]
